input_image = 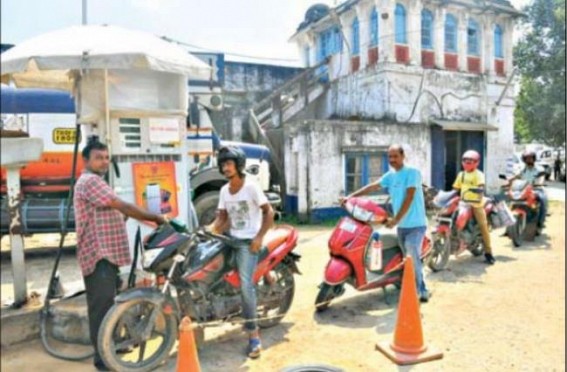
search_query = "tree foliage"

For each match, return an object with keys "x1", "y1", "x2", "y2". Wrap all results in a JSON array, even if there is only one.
[{"x1": 514, "y1": 0, "x2": 566, "y2": 147}]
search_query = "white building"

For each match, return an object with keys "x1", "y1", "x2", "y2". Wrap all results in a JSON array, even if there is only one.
[{"x1": 278, "y1": 0, "x2": 522, "y2": 221}]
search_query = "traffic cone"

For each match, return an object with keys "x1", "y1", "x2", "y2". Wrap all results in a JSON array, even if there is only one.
[
  {"x1": 176, "y1": 316, "x2": 201, "y2": 372},
  {"x1": 375, "y1": 256, "x2": 443, "y2": 365}
]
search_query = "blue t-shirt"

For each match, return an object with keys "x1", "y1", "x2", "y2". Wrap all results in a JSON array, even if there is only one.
[{"x1": 378, "y1": 166, "x2": 427, "y2": 228}]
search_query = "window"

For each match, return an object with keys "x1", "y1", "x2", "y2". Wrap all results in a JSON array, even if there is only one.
[
  {"x1": 494, "y1": 25, "x2": 503, "y2": 58},
  {"x1": 467, "y1": 19, "x2": 480, "y2": 55},
  {"x1": 317, "y1": 27, "x2": 342, "y2": 62},
  {"x1": 445, "y1": 14, "x2": 458, "y2": 53},
  {"x1": 370, "y1": 7, "x2": 379, "y2": 47},
  {"x1": 352, "y1": 17, "x2": 360, "y2": 55},
  {"x1": 395, "y1": 4, "x2": 407, "y2": 44},
  {"x1": 421, "y1": 9, "x2": 434, "y2": 50},
  {"x1": 344, "y1": 153, "x2": 389, "y2": 194}
]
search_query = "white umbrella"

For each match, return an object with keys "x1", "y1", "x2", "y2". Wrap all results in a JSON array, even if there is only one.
[{"x1": 0, "y1": 24, "x2": 212, "y2": 90}]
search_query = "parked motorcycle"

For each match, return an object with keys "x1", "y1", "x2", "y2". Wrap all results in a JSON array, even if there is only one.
[
  {"x1": 97, "y1": 220, "x2": 300, "y2": 372},
  {"x1": 315, "y1": 197, "x2": 431, "y2": 312},
  {"x1": 428, "y1": 188, "x2": 498, "y2": 271},
  {"x1": 499, "y1": 172, "x2": 546, "y2": 247}
]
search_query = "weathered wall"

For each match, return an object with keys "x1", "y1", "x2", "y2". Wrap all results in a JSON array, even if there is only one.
[
  {"x1": 284, "y1": 120, "x2": 431, "y2": 220},
  {"x1": 221, "y1": 62, "x2": 303, "y2": 141}
]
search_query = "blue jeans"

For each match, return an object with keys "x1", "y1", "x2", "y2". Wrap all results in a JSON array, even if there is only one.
[
  {"x1": 234, "y1": 241, "x2": 259, "y2": 332},
  {"x1": 397, "y1": 226, "x2": 428, "y2": 297},
  {"x1": 534, "y1": 189, "x2": 547, "y2": 227}
]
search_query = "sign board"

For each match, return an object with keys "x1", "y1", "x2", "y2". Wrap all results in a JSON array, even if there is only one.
[
  {"x1": 132, "y1": 161, "x2": 179, "y2": 222},
  {"x1": 148, "y1": 118, "x2": 181, "y2": 145}
]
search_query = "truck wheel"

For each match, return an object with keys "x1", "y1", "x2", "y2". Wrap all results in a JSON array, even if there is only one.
[{"x1": 193, "y1": 191, "x2": 220, "y2": 226}]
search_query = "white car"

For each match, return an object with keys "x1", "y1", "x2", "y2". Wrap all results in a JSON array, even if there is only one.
[{"x1": 505, "y1": 153, "x2": 523, "y2": 177}]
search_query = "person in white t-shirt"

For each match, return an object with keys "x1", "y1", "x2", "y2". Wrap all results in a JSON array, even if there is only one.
[{"x1": 208, "y1": 146, "x2": 274, "y2": 359}]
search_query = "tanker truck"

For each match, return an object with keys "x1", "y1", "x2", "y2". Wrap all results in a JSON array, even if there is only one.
[{"x1": 0, "y1": 85, "x2": 281, "y2": 235}]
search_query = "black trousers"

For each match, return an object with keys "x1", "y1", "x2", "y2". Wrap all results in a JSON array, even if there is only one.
[{"x1": 84, "y1": 259, "x2": 120, "y2": 367}]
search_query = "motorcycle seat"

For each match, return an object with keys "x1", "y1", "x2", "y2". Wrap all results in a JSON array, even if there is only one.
[{"x1": 262, "y1": 226, "x2": 292, "y2": 253}]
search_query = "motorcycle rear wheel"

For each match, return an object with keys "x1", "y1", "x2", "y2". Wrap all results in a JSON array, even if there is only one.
[
  {"x1": 98, "y1": 298, "x2": 178, "y2": 372},
  {"x1": 427, "y1": 236, "x2": 450, "y2": 272},
  {"x1": 507, "y1": 215, "x2": 524, "y2": 247},
  {"x1": 258, "y1": 264, "x2": 295, "y2": 329}
]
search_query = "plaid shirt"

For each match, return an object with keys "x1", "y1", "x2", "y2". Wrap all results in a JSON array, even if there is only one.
[{"x1": 73, "y1": 171, "x2": 131, "y2": 276}]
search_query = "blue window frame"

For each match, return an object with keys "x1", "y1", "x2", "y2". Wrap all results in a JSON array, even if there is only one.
[
  {"x1": 352, "y1": 17, "x2": 360, "y2": 55},
  {"x1": 395, "y1": 4, "x2": 407, "y2": 44},
  {"x1": 344, "y1": 152, "x2": 389, "y2": 194},
  {"x1": 467, "y1": 19, "x2": 480, "y2": 55},
  {"x1": 370, "y1": 7, "x2": 379, "y2": 47},
  {"x1": 317, "y1": 27, "x2": 343, "y2": 62},
  {"x1": 421, "y1": 9, "x2": 434, "y2": 50},
  {"x1": 494, "y1": 25, "x2": 503, "y2": 58},
  {"x1": 445, "y1": 14, "x2": 458, "y2": 53}
]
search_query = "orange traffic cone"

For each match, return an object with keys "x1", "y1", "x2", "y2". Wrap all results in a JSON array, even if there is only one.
[
  {"x1": 375, "y1": 256, "x2": 443, "y2": 365},
  {"x1": 176, "y1": 316, "x2": 201, "y2": 372}
]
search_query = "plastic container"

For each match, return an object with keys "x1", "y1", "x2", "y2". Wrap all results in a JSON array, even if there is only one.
[{"x1": 367, "y1": 231, "x2": 383, "y2": 271}]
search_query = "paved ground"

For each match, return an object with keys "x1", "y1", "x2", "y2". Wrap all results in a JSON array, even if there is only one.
[{"x1": 1, "y1": 198, "x2": 565, "y2": 371}]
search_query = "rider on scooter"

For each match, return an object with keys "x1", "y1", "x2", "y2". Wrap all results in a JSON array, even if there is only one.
[
  {"x1": 507, "y1": 150, "x2": 548, "y2": 229},
  {"x1": 452, "y1": 150, "x2": 495, "y2": 265},
  {"x1": 339, "y1": 144, "x2": 430, "y2": 302}
]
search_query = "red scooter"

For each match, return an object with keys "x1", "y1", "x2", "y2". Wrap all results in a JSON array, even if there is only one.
[
  {"x1": 315, "y1": 197, "x2": 431, "y2": 312},
  {"x1": 428, "y1": 188, "x2": 497, "y2": 271}
]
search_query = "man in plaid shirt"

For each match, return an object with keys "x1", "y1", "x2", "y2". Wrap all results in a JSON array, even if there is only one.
[{"x1": 74, "y1": 139, "x2": 166, "y2": 371}]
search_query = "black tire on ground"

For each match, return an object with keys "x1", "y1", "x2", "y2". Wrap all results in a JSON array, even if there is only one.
[
  {"x1": 98, "y1": 299, "x2": 178, "y2": 372},
  {"x1": 258, "y1": 264, "x2": 295, "y2": 329},
  {"x1": 507, "y1": 215, "x2": 524, "y2": 247},
  {"x1": 427, "y1": 237, "x2": 451, "y2": 272},
  {"x1": 315, "y1": 283, "x2": 336, "y2": 312},
  {"x1": 193, "y1": 191, "x2": 220, "y2": 226}
]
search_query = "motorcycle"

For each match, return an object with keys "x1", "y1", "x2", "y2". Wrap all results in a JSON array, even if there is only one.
[
  {"x1": 97, "y1": 220, "x2": 300, "y2": 372},
  {"x1": 428, "y1": 188, "x2": 498, "y2": 271},
  {"x1": 499, "y1": 172, "x2": 546, "y2": 247},
  {"x1": 315, "y1": 197, "x2": 431, "y2": 312}
]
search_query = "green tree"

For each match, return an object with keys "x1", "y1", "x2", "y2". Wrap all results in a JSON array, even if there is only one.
[{"x1": 514, "y1": 0, "x2": 566, "y2": 147}]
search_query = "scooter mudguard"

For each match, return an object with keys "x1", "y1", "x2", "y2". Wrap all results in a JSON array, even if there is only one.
[{"x1": 323, "y1": 257, "x2": 353, "y2": 285}]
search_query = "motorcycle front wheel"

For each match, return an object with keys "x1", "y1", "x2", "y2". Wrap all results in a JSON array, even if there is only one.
[
  {"x1": 427, "y1": 236, "x2": 451, "y2": 272},
  {"x1": 98, "y1": 298, "x2": 178, "y2": 372}
]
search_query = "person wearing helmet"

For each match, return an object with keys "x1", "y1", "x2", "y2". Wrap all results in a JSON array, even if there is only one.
[
  {"x1": 453, "y1": 150, "x2": 495, "y2": 264},
  {"x1": 208, "y1": 145, "x2": 274, "y2": 359},
  {"x1": 508, "y1": 150, "x2": 548, "y2": 229}
]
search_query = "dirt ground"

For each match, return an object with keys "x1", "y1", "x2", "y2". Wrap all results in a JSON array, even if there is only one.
[{"x1": 1, "y1": 203, "x2": 565, "y2": 372}]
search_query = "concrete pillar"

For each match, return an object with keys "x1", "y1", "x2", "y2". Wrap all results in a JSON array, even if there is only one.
[
  {"x1": 377, "y1": 0, "x2": 395, "y2": 63},
  {"x1": 434, "y1": 7, "x2": 445, "y2": 68},
  {"x1": 408, "y1": 0, "x2": 422, "y2": 66},
  {"x1": 504, "y1": 18, "x2": 514, "y2": 76},
  {"x1": 356, "y1": 3, "x2": 370, "y2": 68},
  {"x1": 457, "y1": 12, "x2": 469, "y2": 72},
  {"x1": 6, "y1": 167, "x2": 28, "y2": 306},
  {"x1": 483, "y1": 14, "x2": 495, "y2": 76}
]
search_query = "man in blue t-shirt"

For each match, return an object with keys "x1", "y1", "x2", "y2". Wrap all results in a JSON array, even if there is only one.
[{"x1": 339, "y1": 144, "x2": 430, "y2": 302}]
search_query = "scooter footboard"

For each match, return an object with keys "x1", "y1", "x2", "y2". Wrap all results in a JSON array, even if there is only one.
[{"x1": 323, "y1": 257, "x2": 352, "y2": 285}]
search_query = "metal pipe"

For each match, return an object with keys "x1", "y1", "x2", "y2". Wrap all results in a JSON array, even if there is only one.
[{"x1": 82, "y1": 0, "x2": 87, "y2": 25}]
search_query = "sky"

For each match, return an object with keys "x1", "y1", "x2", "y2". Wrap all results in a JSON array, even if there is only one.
[{"x1": 1, "y1": 0, "x2": 532, "y2": 66}]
